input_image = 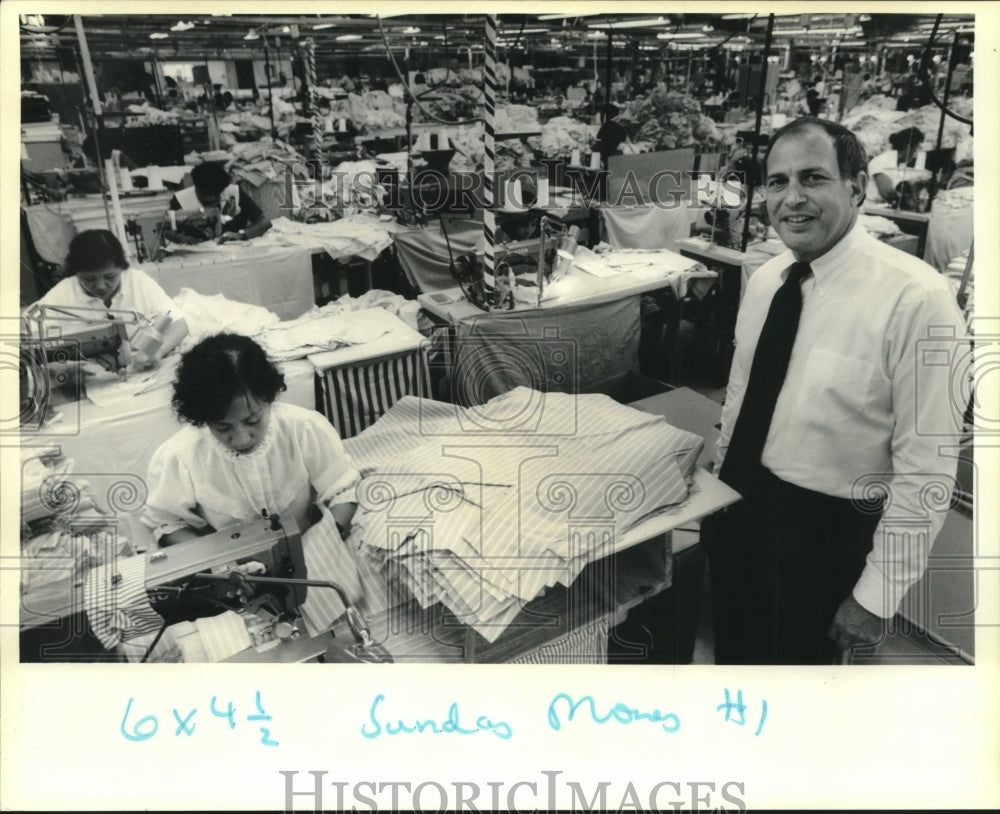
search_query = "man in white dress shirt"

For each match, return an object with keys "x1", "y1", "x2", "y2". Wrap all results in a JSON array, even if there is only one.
[{"x1": 703, "y1": 117, "x2": 967, "y2": 664}]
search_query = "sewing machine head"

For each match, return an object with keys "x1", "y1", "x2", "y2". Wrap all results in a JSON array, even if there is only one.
[{"x1": 145, "y1": 516, "x2": 393, "y2": 662}]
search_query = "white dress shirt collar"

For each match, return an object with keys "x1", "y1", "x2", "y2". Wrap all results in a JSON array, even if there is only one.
[{"x1": 807, "y1": 217, "x2": 869, "y2": 295}]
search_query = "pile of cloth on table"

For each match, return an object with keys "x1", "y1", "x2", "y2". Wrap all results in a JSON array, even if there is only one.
[{"x1": 343, "y1": 387, "x2": 705, "y2": 642}]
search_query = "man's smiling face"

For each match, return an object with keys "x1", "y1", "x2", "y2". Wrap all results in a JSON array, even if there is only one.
[{"x1": 765, "y1": 126, "x2": 866, "y2": 263}]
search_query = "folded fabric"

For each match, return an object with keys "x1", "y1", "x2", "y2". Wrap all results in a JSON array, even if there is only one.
[
  {"x1": 346, "y1": 388, "x2": 704, "y2": 642},
  {"x1": 84, "y1": 554, "x2": 164, "y2": 650}
]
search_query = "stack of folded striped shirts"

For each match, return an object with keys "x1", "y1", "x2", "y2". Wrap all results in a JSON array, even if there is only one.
[{"x1": 345, "y1": 387, "x2": 704, "y2": 642}]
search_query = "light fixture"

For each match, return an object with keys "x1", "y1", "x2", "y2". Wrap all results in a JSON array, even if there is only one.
[
  {"x1": 721, "y1": 13, "x2": 755, "y2": 20},
  {"x1": 170, "y1": 20, "x2": 195, "y2": 32},
  {"x1": 244, "y1": 29, "x2": 259, "y2": 41},
  {"x1": 538, "y1": 13, "x2": 603, "y2": 20},
  {"x1": 282, "y1": 25, "x2": 291, "y2": 34},
  {"x1": 702, "y1": 25, "x2": 714, "y2": 32},
  {"x1": 150, "y1": 32, "x2": 169, "y2": 40},
  {"x1": 313, "y1": 23, "x2": 336, "y2": 30},
  {"x1": 587, "y1": 16, "x2": 671, "y2": 30},
  {"x1": 657, "y1": 31, "x2": 704, "y2": 40},
  {"x1": 336, "y1": 34, "x2": 362, "y2": 41},
  {"x1": 402, "y1": 26, "x2": 421, "y2": 34}
]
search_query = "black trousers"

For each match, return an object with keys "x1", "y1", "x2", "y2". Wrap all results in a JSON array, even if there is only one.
[{"x1": 702, "y1": 468, "x2": 883, "y2": 665}]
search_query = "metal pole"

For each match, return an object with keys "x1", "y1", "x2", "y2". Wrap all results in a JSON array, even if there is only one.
[
  {"x1": 73, "y1": 16, "x2": 113, "y2": 234},
  {"x1": 482, "y1": 14, "x2": 499, "y2": 292},
  {"x1": 604, "y1": 27, "x2": 613, "y2": 116},
  {"x1": 264, "y1": 38, "x2": 276, "y2": 138},
  {"x1": 740, "y1": 13, "x2": 774, "y2": 253},
  {"x1": 74, "y1": 15, "x2": 102, "y2": 117},
  {"x1": 936, "y1": 31, "x2": 961, "y2": 151}
]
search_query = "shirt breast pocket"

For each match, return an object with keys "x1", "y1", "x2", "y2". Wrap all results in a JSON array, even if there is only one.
[{"x1": 797, "y1": 347, "x2": 878, "y2": 420}]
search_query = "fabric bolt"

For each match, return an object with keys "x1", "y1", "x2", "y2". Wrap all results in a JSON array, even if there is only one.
[
  {"x1": 142, "y1": 402, "x2": 360, "y2": 544},
  {"x1": 84, "y1": 553, "x2": 164, "y2": 649},
  {"x1": 716, "y1": 221, "x2": 967, "y2": 618}
]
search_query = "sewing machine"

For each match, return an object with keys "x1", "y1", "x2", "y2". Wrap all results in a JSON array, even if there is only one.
[
  {"x1": 20, "y1": 304, "x2": 145, "y2": 427},
  {"x1": 20, "y1": 513, "x2": 392, "y2": 663},
  {"x1": 144, "y1": 515, "x2": 392, "y2": 663}
]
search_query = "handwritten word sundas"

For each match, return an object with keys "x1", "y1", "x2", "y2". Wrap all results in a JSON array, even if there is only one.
[{"x1": 361, "y1": 693, "x2": 513, "y2": 740}]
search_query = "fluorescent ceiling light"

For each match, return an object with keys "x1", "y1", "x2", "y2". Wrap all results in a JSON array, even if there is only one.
[
  {"x1": 244, "y1": 29, "x2": 259, "y2": 41},
  {"x1": 538, "y1": 13, "x2": 603, "y2": 20},
  {"x1": 336, "y1": 34, "x2": 363, "y2": 41},
  {"x1": 313, "y1": 23, "x2": 336, "y2": 30},
  {"x1": 721, "y1": 13, "x2": 755, "y2": 20},
  {"x1": 512, "y1": 28, "x2": 550, "y2": 34},
  {"x1": 170, "y1": 21, "x2": 195, "y2": 32},
  {"x1": 657, "y1": 31, "x2": 704, "y2": 39},
  {"x1": 587, "y1": 16, "x2": 671, "y2": 30},
  {"x1": 402, "y1": 26, "x2": 421, "y2": 34},
  {"x1": 150, "y1": 32, "x2": 169, "y2": 39}
]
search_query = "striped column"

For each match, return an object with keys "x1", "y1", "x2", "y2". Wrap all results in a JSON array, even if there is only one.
[
  {"x1": 482, "y1": 14, "x2": 498, "y2": 292},
  {"x1": 304, "y1": 38, "x2": 323, "y2": 159}
]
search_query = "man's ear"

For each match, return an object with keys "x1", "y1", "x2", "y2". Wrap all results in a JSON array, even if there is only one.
[{"x1": 851, "y1": 171, "x2": 868, "y2": 206}]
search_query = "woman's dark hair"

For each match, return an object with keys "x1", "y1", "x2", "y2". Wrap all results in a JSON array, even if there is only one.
[
  {"x1": 190, "y1": 162, "x2": 231, "y2": 195},
  {"x1": 172, "y1": 333, "x2": 286, "y2": 426},
  {"x1": 888, "y1": 126, "x2": 924, "y2": 152},
  {"x1": 64, "y1": 229, "x2": 129, "y2": 276},
  {"x1": 763, "y1": 116, "x2": 868, "y2": 184}
]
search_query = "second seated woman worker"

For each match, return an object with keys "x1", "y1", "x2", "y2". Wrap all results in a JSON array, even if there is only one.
[
  {"x1": 167, "y1": 162, "x2": 271, "y2": 245},
  {"x1": 142, "y1": 333, "x2": 359, "y2": 547},
  {"x1": 33, "y1": 229, "x2": 188, "y2": 372}
]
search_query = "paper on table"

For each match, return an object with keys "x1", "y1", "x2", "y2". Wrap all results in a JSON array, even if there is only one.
[{"x1": 84, "y1": 357, "x2": 180, "y2": 407}]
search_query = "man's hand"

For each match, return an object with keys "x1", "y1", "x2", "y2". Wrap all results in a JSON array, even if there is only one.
[{"x1": 828, "y1": 594, "x2": 885, "y2": 651}]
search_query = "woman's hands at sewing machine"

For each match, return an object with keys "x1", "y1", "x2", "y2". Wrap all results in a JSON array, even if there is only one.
[
  {"x1": 163, "y1": 229, "x2": 200, "y2": 245},
  {"x1": 129, "y1": 349, "x2": 159, "y2": 373}
]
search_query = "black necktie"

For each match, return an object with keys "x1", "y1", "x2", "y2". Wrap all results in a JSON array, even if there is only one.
[{"x1": 719, "y1": 261, "x2": 813, "y2": 491}]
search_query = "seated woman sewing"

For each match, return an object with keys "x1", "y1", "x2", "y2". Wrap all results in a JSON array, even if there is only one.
[
  {"x1": 32, "y1": 229, "x2": 188, "y2": 372},
  {"x1": 142, "y1": 333, "x2": 359, "y2": 548},
  {"x1": 867, "y1": 126, "x2": 926, "y2": 204},
  {"x1": 165, "y1": 163, "x2": 272, "y2": 245}
]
